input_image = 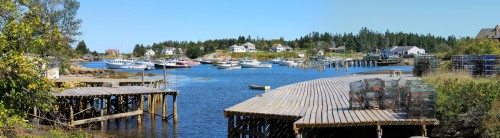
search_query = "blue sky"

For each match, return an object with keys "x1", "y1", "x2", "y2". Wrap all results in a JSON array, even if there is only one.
[{"x1": 77, "y1": 0, "x2": 500, "y2": 53}]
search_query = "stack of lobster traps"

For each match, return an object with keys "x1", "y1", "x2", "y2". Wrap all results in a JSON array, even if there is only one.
[{"x1": 349, "y1": 78, "x2": 437, "y2": 119}]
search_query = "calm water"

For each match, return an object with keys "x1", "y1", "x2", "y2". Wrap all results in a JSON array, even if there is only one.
[{"x1": 79, "y1": 62, "x2": 412, "y2": 137}]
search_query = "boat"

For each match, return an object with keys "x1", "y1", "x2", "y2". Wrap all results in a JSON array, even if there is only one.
[
  {"x1": 278, "y1": 60, "x2": 298, "y2": 67},
  {"x1": 135, "y1": 58, "x2": 155, "y2": 70},
  {"x1": 269, "y1": 58, "x2": 282, "y2": 64},
  {"x1": 154, "y1": 60, "x2": 191, "y2": 68},
  {"x1": 106, "y1": 59, "x2": 148, "y2": 69},
  {"x1": 216, "y1": 63, "x2": 241, "y2": 69},
  {"x1": 248, "y1": 85, "x2": 270, "y2": 90},
  {"x1": 200, "y1": 60, "x2": 213, "y2": 64},
  {"x1": 238, "y1": 59, "x2": 272, "y2": 68},
  {"x1": 177, "y1": 60, "x2": 201, "y2": 66}
]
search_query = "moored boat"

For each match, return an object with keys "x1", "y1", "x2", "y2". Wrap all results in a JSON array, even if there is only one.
[
  {"x1": 248, "y1": 85, "x2": 270, "y2": 90},
  {"x1": 106, "y1": 59, "x2": 148, "y2": 69},
  {"x1": 216, "y1": 64, "x2": 241, "y2": 69},
  {"x1": 238, "y1": 58, "x2": 272, "y2": 68},
  {"x1": 154, "y1": 60, "x2": 191, "y2": 68},
  {"x1": 135, "y1": 58, "x2": 155, "y2": 70}
]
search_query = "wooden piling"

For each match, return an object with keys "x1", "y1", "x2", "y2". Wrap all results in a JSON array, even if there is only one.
[
  {"x1": 138, "y1": 95, "x2": 144, "y2": 125},
  {"x1": 173, "y1": 94, "x2": 178, "y2": 124},
  {"x1": 69, "y1": 106, "x2": 74, "y2": 126},
  {"x1": 163, "y1": 60, "x2": 167, "y2": 90},
  {"x1": 100, "y1": 98, "x2": 104, "y2": 128},
  {"x1": 162, "y1": 94, "x2": 167, "y2": 120},
  {"x1": 142, "y1": 69, "x2": 145, "y2": 86}
]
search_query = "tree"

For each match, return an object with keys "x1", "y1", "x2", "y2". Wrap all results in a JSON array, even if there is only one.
[
  {"x1": 186, "y1": 45, "x2": 201, "y2": 59},
  {"x1": 75, "y1": 40, "x2": 89, "y2": 55},
  {"x1": 0, "y1": 0, "x2": 61, "y2": 129}
]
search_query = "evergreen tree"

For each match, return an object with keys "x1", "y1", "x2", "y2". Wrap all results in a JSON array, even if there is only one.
[{"x1": 75, "y1": 40, "x2": 89, "y2": 55}]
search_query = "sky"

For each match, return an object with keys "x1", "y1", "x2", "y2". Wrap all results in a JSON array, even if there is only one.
[{"x1": 76, "y1": 0, "x2": 500, "y2": 53}]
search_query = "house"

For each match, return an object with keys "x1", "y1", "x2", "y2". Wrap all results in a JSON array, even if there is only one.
[
  {"x1": 295, "y1": 52, "x2": 305, "y2": 58},
  {"x1": 242, "y1": 42, "x2": 256, "y2": 52},
  {"x1": 283, "y1": 46, "x2": 293, "y2": 52},
  {"x1": 83, "y1": 54, "x2": 93, "y2": 60},
  {"x1": 161, "y1": 47, "x2": 176, "y2": 55},
  {"x1": 476, "y1": 25, "x2": 500, "y2": 40},
  {"x1": 328, "y1": 46, "x2": 346, "y2": 53},
  {"x1": 317, "y1": 49, "x2": 324, "y2": 56},
  {"x1": 105, "y1": 49, "x2": 120, "y2": 55},
  {"x1": 145, "y1": 49, "x2": 155, "y2": 56},
  {"x1": 383, "y1": 46, "x2": 425, "y2": 57},
  {"x1": 271, "y1": 44, "x2": 285, "y2": 52},
  {"x1": 229, "y1": 45, "x2": 246, "y2": 53}
]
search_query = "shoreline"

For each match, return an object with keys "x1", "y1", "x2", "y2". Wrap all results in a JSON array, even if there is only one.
[{"x1": 355, "y1": 69, "x2": 413, "y2": 75}]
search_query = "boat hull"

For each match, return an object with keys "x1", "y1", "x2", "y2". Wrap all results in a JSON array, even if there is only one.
[
  {"x1": 249, "y1": 85, "x2": 270, "y2": 90},
  {"x1": 217, "y1": 65, "x2": 241, "y2": 69},
  {"x1": 239, "y1": 63, "x2": 272, "y2": 68},
  {"x1": 154, "y1": 63, "x2": 191, "y2": 68},
  {"x1": 106, "y1": 63, "x2": 147, "y2": 69}
]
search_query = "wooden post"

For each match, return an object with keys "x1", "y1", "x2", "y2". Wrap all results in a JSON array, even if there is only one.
[
  {"x1": 151, "y1": 94, "x2": 155, "y2": 114},
  {"x1": 163, "y1": 59, "x2": 167, "y2": 90},
  {"x1": 142, "y1": 69, "x2": 145, "y2": 86},
  {"x1": 100, "y1": 98, "x2": 104, "y2": 128},
  {"x1": 228, "y1": 115, "x2": 234, "y2": 138},
  {"x1": 422, "y1": 125, "x2": 427, "y2": 137},
  {"x1": 173, "y1": 94, "x2": 178, "y2": 124},
  {"x1": 376, "y1": 125, "x2": 382, "y2": 138},
  {"x1": 138, "y1": 95, "x2": 144, "y2": 125},
  {"x1": 162, "y1": 94, "x2": 167, "y2": 120},
  {"x1": 69, "y1": 105, "x2": 74, "y2": 126}
]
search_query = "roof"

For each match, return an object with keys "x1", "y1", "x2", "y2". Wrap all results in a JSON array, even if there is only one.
[
  {"x1": 476, "y1": 28, "x2": 500, "y2": 39},
  {"x1": 230, "y1": 45, "x2": 246, "y2": 49},
  {"x1": 242, "y1": 42, "x2": 256, "y2": 49},
  {"x1": 386, "y1": 46, "x2": 419, "y2": 52}
]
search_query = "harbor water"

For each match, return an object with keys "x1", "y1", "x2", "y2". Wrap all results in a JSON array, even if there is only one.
[{"x1": 80, "y1": 62, "x2": 412, "y2": 137}]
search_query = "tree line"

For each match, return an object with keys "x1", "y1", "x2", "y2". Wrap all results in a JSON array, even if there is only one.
[{"x1": 133, "y1": 27, "x2": 470, "y2": 59}]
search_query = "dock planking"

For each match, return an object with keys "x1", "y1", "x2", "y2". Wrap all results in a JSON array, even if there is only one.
[{"x1": 224, "y1": 74, "x2": 439, "y2": 129}]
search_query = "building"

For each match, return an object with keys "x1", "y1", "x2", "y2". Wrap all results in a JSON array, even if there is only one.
[
  {"x1": 161, "y1": 47, "x2": 176, "y2": 55},
  {"x1": 105, "y1": 49, "x2": 120, "y2": 55},
  {"x1": 271, "y1": 44, "x2": 285, "y2": 52},
  {"x1": 329, "y1": 46, "x2": 346, "y2": 53},
  {"x1": 83, "y1": 54, "x2": 93, "y2": 60},
  {"x1": 242, "y1": 42, "x2": 256, "y2": 52},
  {"x1": 229, "y1": 42, "x2": 257, "y2": 53},
  {"x1": 295, "y1": 52, "x2": 305, "y2": 58},
  {"x1": 317, "y1": 49, "x2": 324, "y2": 56},
  {"x1": 145, "y1": 49, "x2": 155, "y2": 56},
  {"x1": 476, "y1": 25, "x2": 500, "y2": 40},
  {"x1": 177, "y1": 48, "x2": 183, "y2": 55},
  {"x1": 283, "y1": 46, "x2": 293, "y2": 52},
  {"x1": 383, "y1": 46, "x2": 425, "y2": 57},
  {"x1": 229, "y1": 45, "x2": 246, "y2": 53}
]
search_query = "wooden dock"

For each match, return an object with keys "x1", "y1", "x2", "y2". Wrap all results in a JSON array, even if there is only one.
[
  {"x1": 56, "y1": 77, "x2": 164, "y2": 88},
  {"x1": 51, "y1": 86, "x2": 178, "y2": 127},
  {"x1": 224, "y1": 74, "x2": 438, "y2": 137}
]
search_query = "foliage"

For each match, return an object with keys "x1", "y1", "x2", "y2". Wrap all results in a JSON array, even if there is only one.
[
  {"x1": 132, "y1": 44, "x2": 146, "y2": 57},
  {"x1": 74, "y1": 40, "x2": 90, "y2": 55},
  {"x1": 0, "y1": 52, "x2": 56, "y2": 129},
  {"x1": 47, "y1": 128, "x2": 88, "y2": 138},
  {"x1": 425, "y1": 75, "x2": 500, "y2": 137},
  {"x1": 230, "y1": 52, "x2": 298, "y2": 61}
]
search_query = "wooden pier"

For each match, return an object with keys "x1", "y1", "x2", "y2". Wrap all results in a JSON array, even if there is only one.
[
  {"x1": 56, "y1": 77, "x2": 164, "y2": 88},
  {"x1": 51, "y1": 86, "x2": 178, "y2": 127},
  {"x1": 224, "y1": 74, "x2": 438, "y2": 137}
]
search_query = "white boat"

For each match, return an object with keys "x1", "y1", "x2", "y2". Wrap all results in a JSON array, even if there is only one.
[
  {"x1": 135, "y1": 58, "x2": 155, "y2": 70},
  {"x1": 269, "y1": 58, "x2": 282, "y2": 64},
  {"x1": 216, "y1": 64, "x2": 241, "y2": 69},
  {"x1": 154, "y1": 60, "x2": 191, "y2": 68},
  {"x1": 278, "y1": 60, "x2": 298, "y2": 67},
  {"x1": 238, "y1": 59, "x2": 272, "y2": 68},
  {"x1": 106, "y1": 59, "x2": 148, "y2": 69}
]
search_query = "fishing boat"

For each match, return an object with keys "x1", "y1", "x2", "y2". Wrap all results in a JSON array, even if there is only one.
[
  {"x1": 238, "y1": 58, "x2": 272, "y2": 68},
  {"x1": 200, "y1": 60, "x2": 213, "y2": 64},
  {"x1": 154, "y1": 60, "x2": 191, "y2": 68},
  {"x1": 248, "y1": 85, "x2": 270, "y2": 90},
  {"x1": 269, "y1": 57, "x2": 282, "y2": 64},
  {"x1": 216, "y1": 63, "x2": 241, "y2": 69},
  {"x1": 278, "y1": 60, "x2": 298, "y2": 67},
  {"x1": 135, "y1": 58, "x2": 155, "y2": 70},
  {"x1": 177, "y1": 60, "x2": 201, "y2": 66},
  {"x1": 106, "y1": 59, "x2": 148, "y2": 69}
]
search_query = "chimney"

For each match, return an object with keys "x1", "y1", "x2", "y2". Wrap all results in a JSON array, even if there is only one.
[{"x1": 496, "y1": 25, "x2": 499, "y2": 37}]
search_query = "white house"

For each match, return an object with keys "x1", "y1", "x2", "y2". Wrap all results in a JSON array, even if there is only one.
[
  {"x1": 229, "y1": 45, "x2": 246, "y2": 53},
  {"x1": 145, "y1": 49, "x2": 155, "y2": 56},
  {"x1": 296, "y1": 53, "x2": 305, "y2": 58},
  {"x1": 383, "y1": 46, "x2": 425, "y2": 57},
  {"x1": 283, "y1": 46, "x2": 293, "y2": 52},
  {"x1": 271, "y1": 44, "x2": 285, "y2": 52},
  {"x1": 161, "y1": 47, "x2": 176, "y2": 55},
  {"x1": 242, "y1": 42, "x2": 256, "y2": 52}
]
